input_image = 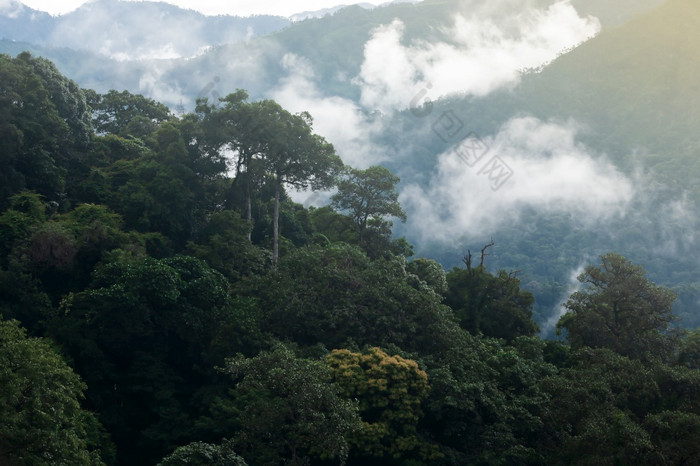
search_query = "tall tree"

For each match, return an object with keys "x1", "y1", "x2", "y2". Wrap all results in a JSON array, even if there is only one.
[
  {"x1": 444, "y1": 266, "x2": 539, "y2": 341},
  {"x1": 557, "y1": 253, "x2": 677, "y2": 360},
  {"x1": 0, "y1": 52, "x2": 82, "y2": 208},
  {"x1": 195, "y1": 91, "x2": 259, "y2": 227},
  {"x1": 331, "y1": 165, "x2": 406, "y2": 248},
  {"x1": 262, "y1": 105, "x2": 342, "y2": 263}
]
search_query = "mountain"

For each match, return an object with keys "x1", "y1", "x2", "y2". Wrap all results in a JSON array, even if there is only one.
[
  {"x1": 0, "y1": 1, "x2": 53, "y2": 43},
  {"x1": 570, "y1": 0, "x2": 664, "y2": 27},
  {"x1": 385, "y1": 0, "x2": 700, "y2": 329},
  {"x1": 1, "y1": 0, "x2": 698, "y2": 332},
  {"x1": 0, "y1": 0, "x2": 291, "y2": 60},
  {"x1": 289, "y1": 1, "x2": 422, "y2": 22},
  {"x1": 290, "y1": 3, "x2": 376, "y2": 22}
]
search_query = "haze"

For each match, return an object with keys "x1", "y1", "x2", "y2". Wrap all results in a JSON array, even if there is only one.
[{"x1": 19, "y1": 0, "x2": 394, "y2": 17}]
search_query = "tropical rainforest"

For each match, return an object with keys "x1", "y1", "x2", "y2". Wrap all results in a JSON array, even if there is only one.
[{"x1": 1, "y1": 50, "x2": 699, "y2": 466}]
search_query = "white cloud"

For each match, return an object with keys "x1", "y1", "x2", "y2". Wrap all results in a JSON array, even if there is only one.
[
  {"x1": 138, "y1": 63, "x2": 187, "y2": 108},
  {"x1": 271, "y1": 53, "x2": 388, "y2": 169},
  {"x1": 355, "y1": 0, "x2": 600, "y2": 113},
  {"x1": 0, "y1": 0, "x2": 25, "y2": 17},
  {"x1": 400, "y1": 116, "x2": 635, "y2": 243},
  {"x1": 542, "y1": 262, "x2": 587, "y2": 335}
]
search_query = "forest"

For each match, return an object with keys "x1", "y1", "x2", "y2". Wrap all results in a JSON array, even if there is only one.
[{"x1": 1, "y1": 52, "x2": 699, "y2": 465}]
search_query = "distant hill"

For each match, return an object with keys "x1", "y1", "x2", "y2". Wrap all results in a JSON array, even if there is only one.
[
  {"x1": 386, "y1": 0, "x2": 700, "y2": 330},
  {"x1": 290, "y1": 3, "x2": 377, "y2": 22},
  {"x1": 446, "y1": 0, "x2": 700, "y2": 193},
  {"x1": 0, "y1": 0, "x2": 670, "y2": 103},
  {"x1": 0, "y1": 0, "x2": 290, "y2": 60}
]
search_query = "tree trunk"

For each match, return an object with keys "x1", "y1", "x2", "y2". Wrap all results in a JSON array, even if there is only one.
[
  {"x1": 358, "y1": 214, "x2": 368, "y2": 246},
  {"x1": 245, "y1": 167, "x2": 252, "y2": 242},
  {"x1": 273, "y1": 177, "x2": 280, "y2": 265}
]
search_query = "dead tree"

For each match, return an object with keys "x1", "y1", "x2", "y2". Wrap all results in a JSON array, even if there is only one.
[{"x1": 463, "y1": 238, "x2": 495, "y2": 275}]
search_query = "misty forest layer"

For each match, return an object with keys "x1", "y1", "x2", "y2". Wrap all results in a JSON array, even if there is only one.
[
  {"x1": 4, "y1": 0, "x2": 700, "y2": 337},
  {"x1": 0, "y1": 51, "x2": 699, "y2": 466}
]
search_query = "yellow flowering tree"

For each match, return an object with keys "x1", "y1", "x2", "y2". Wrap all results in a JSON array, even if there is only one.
[{"x1": 327, "y1": 347, "x2": 440, "y2": 463}]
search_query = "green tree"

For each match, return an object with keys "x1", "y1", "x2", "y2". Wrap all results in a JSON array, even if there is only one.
[
  {"x1": 28, "y1": 54, "x2": 92, "y2": 148},
  {"x1": 331, "y1": 166, "x2": 406, "y2": 249},
  {"x1": 677, "y1": 328, "x2": 700, "y2": 369},
  {"x1": 185, "y1": 210, "x2": 268, "y2": 282},
  {"x1": 643, "y1": 411, "x2": 700, "y2": 464},
  {"x1": 82, "y1": 121, "x2": 221, "y2": 249},
  {"x1": 0, "y1": 53, "x2": 95, "y2": 210},
  {"x1": 90, "y1": 89, "x2": 172, "y2": 137},
  {"x1": 195, "y1": 91, "x2": 259, "y2": 227},
  {"x1": 50, "y1": 255, "x2": 262, "y2": 466},
  {"x1": 557, "y1": 253, "x2": 677, "y2": 360},
  {"x1": 0, "y1": 318, "x2": 106, "y2": 465},
  {"x1": 157, "y1": 440, "x2": 247, "y2": 466},
  {"x1": 534, "y1": 346, "x2": 700, "y2": 465},
  {"x1": 239, "y1": 243, "x2": 459, "y2": 355},
  {"x1": 0, "y1": 53, "x2": 74, "y2": 208},
  {"x1": 406, "y1": 258, "x2": 448, "y2": 295},
  {"x1": 422, "y1": 333, "x2": 557, "y2": 465},
  {"x1": 0, "y1": 191, "x2": 47, "y2": 265},
  {"x1": 445, "y1": 264, "x2": 539, "y2": 341},
  {"x1": 207, "y1": 346, "x2": 361, "y2": 466},
  {"x1": 263, "y1": 105, "x2": 342, "y2": 263},
  {"x1": 1, "y1": 198, "x2": 139, "y2": 308}
]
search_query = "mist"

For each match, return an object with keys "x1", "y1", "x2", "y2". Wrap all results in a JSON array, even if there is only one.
[
  {"x1": 355, "y1": 0, "x2": 600, "y2": 113},
  {"x1": 271, "y1": 54, "x2": 387, "y2": 169},
  {"x1": 400, "y1": 117, "x2": 635, "y2": 243},
  {"x1": 0, "y1": 0, "x2": 24, "y2": 17}
]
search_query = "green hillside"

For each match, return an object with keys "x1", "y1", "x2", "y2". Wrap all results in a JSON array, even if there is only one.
[
  {"x1": 1, "y1": 50, "x2": 698, "y2": 466},
  {"x1": 521, "y1": 0, "x2": 700, "y2": 165},
  {"x1": 374, "y1": 0, "x2": 700, "y2": 330}
]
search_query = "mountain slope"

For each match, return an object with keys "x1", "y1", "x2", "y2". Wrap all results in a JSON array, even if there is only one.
[
  {"x1": 570, "y1": 0, "x2": 664, "y2": 27},
  {"x1": 2, "y1": 0, "x2": 698, "y2": 332},
  {"x1": 1, "y1": 0, "x2": 291, "y2": 60},
  {"x1": 371, "y1": 0, "x2": 700, "y2": 331},
  {"x1": 519, "y1": 0, "x2": 700, "y2": 161}
]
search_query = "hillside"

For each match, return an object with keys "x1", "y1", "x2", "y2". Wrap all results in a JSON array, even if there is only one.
[
  {"x1": 1, "y1": 0, "x2": 699, "y2": 331},
  {"x1": 387, "y1": 0, "x2": 700, "y2": 329},
  {"x1": 0, "y1": 0, "x2": 290, "y2": 60},
  {"x1": 1, "y1": 51, "x2": 698, "y2": 466}
]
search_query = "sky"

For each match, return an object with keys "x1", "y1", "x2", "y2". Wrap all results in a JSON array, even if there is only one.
[{"x1": 19, "y1": 0, "x2": 390, "y2": 17}]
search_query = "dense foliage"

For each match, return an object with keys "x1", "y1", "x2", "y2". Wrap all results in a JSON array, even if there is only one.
[{"x1": 0, "y1": 53, "x2": 698, "y2": 465}]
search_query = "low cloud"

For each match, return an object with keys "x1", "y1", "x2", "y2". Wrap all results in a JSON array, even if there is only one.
[
  {"x1": 138, "y1": 63, "x2": 188, "y2": 109},
  {"x1": 43, "y1": 2, "x2": 288, "y2": 61},
  {"x1": 400, "y1": 116, "x2": 635, "y2": 243},
  {"x1": 542, "y1": 262, "x2": 587, "y2": 336},
  {"x1": 355, "y1": 0, "x2": 600, "y2": 113},
  {"x1": 0, "y1": 0, "x2": 24, "y2": 17},
  {"x1": 271, "y1": 53, "x2": 388, "y2": 169}
]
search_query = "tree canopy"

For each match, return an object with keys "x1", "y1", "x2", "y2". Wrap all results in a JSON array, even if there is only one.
[
  {"x1": 558, "y1": 253, "x2": 677, "y2": 360},
  {"x1": 0, "y1": 53, "x2": 698, "y2": 466},
  {"x1": 0, "y1": 318, "x2": 107, "y2": 465}
]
